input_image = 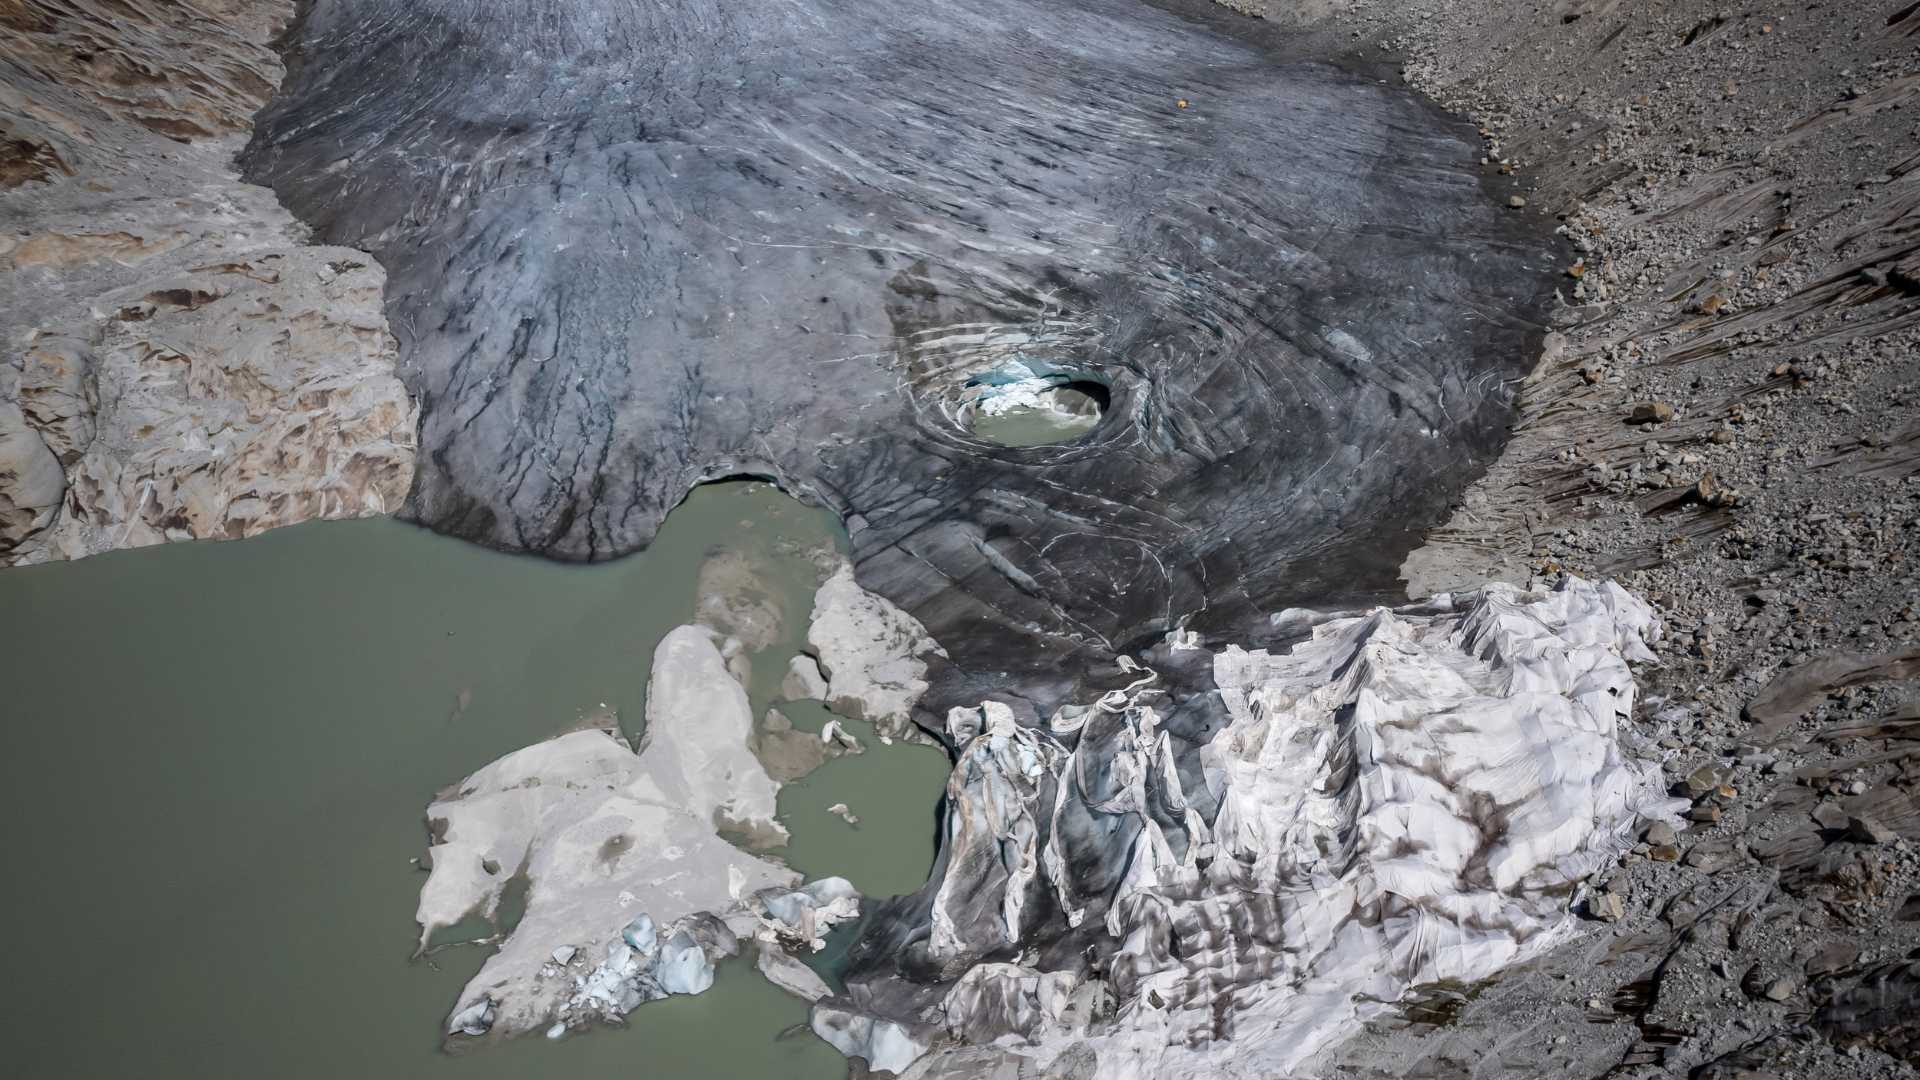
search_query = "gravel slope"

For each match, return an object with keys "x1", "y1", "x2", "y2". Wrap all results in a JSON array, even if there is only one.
[{"x1": 1211, "y1": 2, "x2": 1920, "y2": 1076}]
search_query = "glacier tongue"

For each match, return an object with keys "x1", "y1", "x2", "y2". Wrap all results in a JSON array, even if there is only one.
[{"x1": 882, "y1": 576, "x2": 1684, "y2": 1078}]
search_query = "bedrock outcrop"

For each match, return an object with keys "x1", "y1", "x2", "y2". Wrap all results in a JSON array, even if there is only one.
[
  {"x1": 243, "y1": 0, "x2": 1561, "y2": 710},
  {"x1": 0, "y1": 0, "x2": 417, "y2": 564}
]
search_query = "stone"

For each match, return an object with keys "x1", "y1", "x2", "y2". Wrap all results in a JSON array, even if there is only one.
[
  {"x1": 1848, "y1": 816, "x2": 1898, "y2": 846},
  {"x1": 1684, "y1": 844, "x2": 1732, "y2": 872},
  {"x1": 1629, "y1": 401, "x2": 1677, "y2": 424},
  {"x1": 1806, "y1": 941, "x2": 1861, "y2": 978},
  {"x1": 1646, "y1": 820, "x2": 1679, "y2": 846},
  {"x1": 1685, "y1": 765, "x2": 1723, "y2": 797},
  {"x1": 1812, "y1": 802, "x2": 1851, "y2": 831},
  {"x1": 1592, "y1": 891, "x2": 1628, "y2": 922},
  {"x1": 1509, "y1": 195, "x2": 1528, "y2": 208},
  {"x1": 1764, "y1": 978, "x2": 1795, "y2": 1002}
]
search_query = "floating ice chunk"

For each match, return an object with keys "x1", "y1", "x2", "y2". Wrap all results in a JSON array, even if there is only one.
[
  {"x1": 812, "y1": 1003, "x2": 932, "y2": 1075},
  {"x1": 654, "y1": 929, "x2": 716, "y2": 995},
  {"x1": 447, "y1": 997, "x2": 494, "y2": 1037},
  {"x1": 621, "y1": 914, "x2": 657, "y2": 956},
  {"x1": 755, "y1": 877, "x2": 861, "y2": 952}
]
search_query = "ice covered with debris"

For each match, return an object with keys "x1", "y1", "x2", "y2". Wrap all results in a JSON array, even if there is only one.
[
  {"x1": 414, "y1": 624, "x2": 797, "y2": 1039},
  {"x1": 846, "y1": 576, "x2": 1686, "y2": 1077}
]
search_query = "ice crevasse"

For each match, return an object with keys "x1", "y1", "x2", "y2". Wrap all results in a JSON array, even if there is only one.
[{"x1": 890, "y1": 576, "x2": 1687, "y2": 1078}]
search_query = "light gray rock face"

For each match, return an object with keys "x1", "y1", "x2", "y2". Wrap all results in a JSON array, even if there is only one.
[
  {"x1": 0, "y1": 0, "x2": 417, "y2": 565},
  {"x1": 839, "y1": 576, "x2": 1683, "y2": 1077},
  {"x1": 808, "y1": 562, "x2": 948, "y2": 739},
  {"x1": 0, "y1": 397, "x2": 62, "y2": 549},
  {"x1": 414, "y1": 625, "x2": 796, "y2": 1039}
]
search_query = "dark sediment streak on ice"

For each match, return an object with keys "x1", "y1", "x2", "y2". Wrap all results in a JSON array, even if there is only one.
[
  {"x1": 248, "y1": 3, "x2": 1578, "y2": 1065},
  {"x1": 243, "y1": 0, "x2": 1559, "y2": 718}
]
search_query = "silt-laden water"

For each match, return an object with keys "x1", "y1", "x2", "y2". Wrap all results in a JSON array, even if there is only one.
[{"x1": 0, "y1": 483, "x2": 949, "y2": 1079}]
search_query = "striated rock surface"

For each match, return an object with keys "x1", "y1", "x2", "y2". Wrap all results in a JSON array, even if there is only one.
[
  {"x1": 0, "y1": 0, "x2": 415, "y2": 564},
  {"x1": 834, "y1": 576, "x2": 1682, "y2": 1077}
]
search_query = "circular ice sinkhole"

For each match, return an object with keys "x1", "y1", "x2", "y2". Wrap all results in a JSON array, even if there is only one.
[{"x1": 963, "y1": 366, "x2": 1108, "y2": 448}]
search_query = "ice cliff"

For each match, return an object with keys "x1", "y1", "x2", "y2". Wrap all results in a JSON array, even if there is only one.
[{"x1": 834, "y1": 575, "x2": 1685, "y2": 1077}]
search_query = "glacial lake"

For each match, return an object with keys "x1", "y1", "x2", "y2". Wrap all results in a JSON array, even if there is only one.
[{"x1": 0, "y1": 483, "x2": 950, "y2": 1079}]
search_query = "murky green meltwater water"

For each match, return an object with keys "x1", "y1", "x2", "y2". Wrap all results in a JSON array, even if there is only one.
[
  {"x1": 968, "y1": 383, "x2": 1105, "y2": 448},
  {"x1": 0, "y1": 483, "x2": 948, "y2": 1080}
]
